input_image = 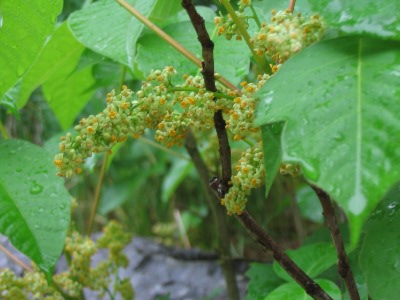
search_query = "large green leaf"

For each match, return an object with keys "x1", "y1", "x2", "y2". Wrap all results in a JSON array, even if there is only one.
[
  {"x1": 136, "y1": 21, "x2": 251, "y2": 85},
  {"x1": 68, "y1": 0, "x2": 157, "y2": 69},
  {"x1": 359, "y1": 184, "x2": 400, "y2": 300},
  {"x1": 255, "y1": 37, "x2": 400, "y2": 245},
  {"x1": 42, "y1": 65, "x2": 95, "y2": 130},
  {"x1": 16, "y1": 22, "x2": 85, "y2": 108},
  {"x1": 265, "y1": 279, "x2": 341, "y2": 300},
  {"x1": 245, "y1": 263, "x2": 284, "y2": 300},
  {"x1": 0, "y1": 0, "x2": 62, "y2": 98},
  {"x1": 0, "y1": 139, "x2": 71, "y2": 280},
  {"x1": 273, "y1": 243, "x2": 337, "y2": 282},
  {"x1": 309, "y1": 0, "x2": 400, "y2": 40}
]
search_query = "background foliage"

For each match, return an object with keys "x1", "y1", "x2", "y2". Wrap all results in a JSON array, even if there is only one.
[{"x1": 0, "y1": 0, "x2": 399, "y2": 298}]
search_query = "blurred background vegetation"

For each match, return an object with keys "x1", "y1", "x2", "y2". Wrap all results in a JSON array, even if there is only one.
[{"x1": 0, "y1": 0, "x2": 328, "y2": 260}]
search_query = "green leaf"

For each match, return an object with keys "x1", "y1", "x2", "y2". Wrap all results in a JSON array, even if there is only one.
[
  {"x1": 161, "y1": 158, "x2": 193, "y2": 204},
  {"x1": 309, "y1": 0, "x2": 400, "y2": 40},
  {"x1": 297, "y1": 185, "x2": 324, "y2": 224},
  {"x1": 359, "y1": 184, "x2": 400, "y2": 300},
  {"x1": 16, "y1": 22, "x2": 85, "y2": 108},
  {"x1": 149, "y1": 0, "x2": 182, "y2": 24},
  {"x1": 136, "y1": 21, "x2": 251, "y2": 85},
  {"x1": 68, "y1": 0, "x2": 157, "y2": 69},
  {"x1": 0, "y1": 0, "x2": 63, "y2": 98},
  {"x1": 0, "y1": 139, "x2": 71, "y2": 280},
  {"x1": 245, "y1": 263, "x2": 284, "y2": 300},
  {"x1": 261, "y1": 122, "x2": 284, "y2": 197},
  {"x1": 273, "y1": 243, "x2": 337, "y2": 282},
  {"x1": 255, "y1": 37, "x2": 400, "y2": 245},
  {"x1": 42, "y1": 65, "x2": 95, "y2": 130},
  {"x1": 265, "y1": 279, "x2": 341, "y2": 300}
]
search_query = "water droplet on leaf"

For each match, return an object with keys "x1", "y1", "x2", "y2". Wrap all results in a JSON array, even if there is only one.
[{"x1": 30, "y1": 181, "x2": 43, "y2": 195}]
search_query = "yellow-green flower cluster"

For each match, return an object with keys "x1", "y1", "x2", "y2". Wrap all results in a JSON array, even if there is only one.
[
  {"x1": 96, "y1": 220, "x2": 132, "y2": 267},
  {"x1": 221, "y1": 142, "x2": 265, "y2": 215},
  {"x1": 225, "y1": 74, "x2": 270, "y2": 141},
  {"x1": 214, "y1": 11, "x2": 249, "y2": 40},
  {"x1": 252, "y1": 10, "x2": 325, "y2": 63},
  {"x1": 54, "y1": 67, "x2": 177, "y2": 177},
  {"x1": 0, "y1": 221, "x2": 134, "y2": 299},
  {"x1": 0, "y1": 269, "x2": 28, "y2": 300}
]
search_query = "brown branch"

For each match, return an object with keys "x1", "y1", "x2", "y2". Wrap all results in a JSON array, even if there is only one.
[
  {"x1": 182, "y1": 2, "x2": 239, "y2": 298},
  {"x1": 183, "y1": 1, "x2": 332, "y2": 299},
  {"x1": 236, "y1": 210, "x2": 333, "y2": 300},
  {"x1": 184, "y1": 130, "x2": 240, "y2": 300},
  {"x1": 182, "y1": 0, "x2": 232, "y2": 191},
  {"x1": 311, "y1": 185, "x2": 360, "y2": 300}
]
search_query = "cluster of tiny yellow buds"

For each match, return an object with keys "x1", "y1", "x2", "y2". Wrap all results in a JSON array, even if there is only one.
[
  {"x1": 252, "y1": 10, "x2": 325, "y2": 63},
  {"x1": 280, "y1": 162, "x2": 301, "y2": 176},
  {"x1": 0, "y1": 269, "x2": 27, "y2": 300},
  {"x1": 54, "y1": 67, "x2": 179, "y2": 177},
  {"x1": 53, "y1": 273, "x2": 82, "y2": 298},
  {"x1": 96, "y1": 221, "x2": 132, "y2": 267},
  {"x1": 224, "y1": 74, "x2": 270, "y2": 141},
  {"x1": 54, "y1": 66, "x2": 242, "y2": 176},
  {"x1": 214, "y1": 11, "x2": 248, "y2": 40},
  {"x1": 155, "y1": 111, "x2": 189, "y2": 148},
  {"x1": 221, "y1": 142, "x2": 265, "y2": 215},
  {"x1": 238, "y1": 0, "x2": 252, "y2": 11},
  {"x1": 64, "y1": 231, "x2": 97, "y2": 284},
  {"x1": 54, "y1": 86, "x2": 143, "y2": 177},
  {"x1": 23, "y1": 270, "x2": 58, "y2": 299}
]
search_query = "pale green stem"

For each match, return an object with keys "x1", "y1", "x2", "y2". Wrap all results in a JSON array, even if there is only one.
[
  {"x1": 249, "y1": 5, "x2": 262, "y2": 28},
  {"x1": 219, "y1": 0, "x2": 271, "y2": 73}
]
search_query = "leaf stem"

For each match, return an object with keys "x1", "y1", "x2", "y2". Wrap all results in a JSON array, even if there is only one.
[
  {"x1": 115, "y1": 0, "x2": 238, "y2": 91},
  {"x1": 311, "y1": 185, "x2": 360, "y2": 300},
  {"x1": 219, "y1": 0, "x2": 271, "y2": 73}
]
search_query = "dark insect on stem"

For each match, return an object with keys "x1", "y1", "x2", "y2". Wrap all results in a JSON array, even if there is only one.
[{"x1": 209, "y1": 176, "x2": 224, "y2": 197}]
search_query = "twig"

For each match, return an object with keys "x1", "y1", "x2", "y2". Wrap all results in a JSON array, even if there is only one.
[
  {"x1": 86, "y1": 152, "x2": 109, "y2": 235},
  {"x1": 288, "y1": 0, "x2": 296, "y2": 13},
  {"x1": 311, "y1": 185, "x2": 360, "y2": 300},
  {"x1": 181, "y1": 0, "x2": 232, "y2": 192},
  {"x1": 115, "y1": 0, "x2": 237, "y2": 91},
  {"x1": 181, "y1": 4, "x2": 237, "y2": 296},
  {"x1": 236, "y1": 210, "x2": 333, "y2": 300},
  {"x1": 0, "y1": 243, "x2": 32, "y2": 272}
]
